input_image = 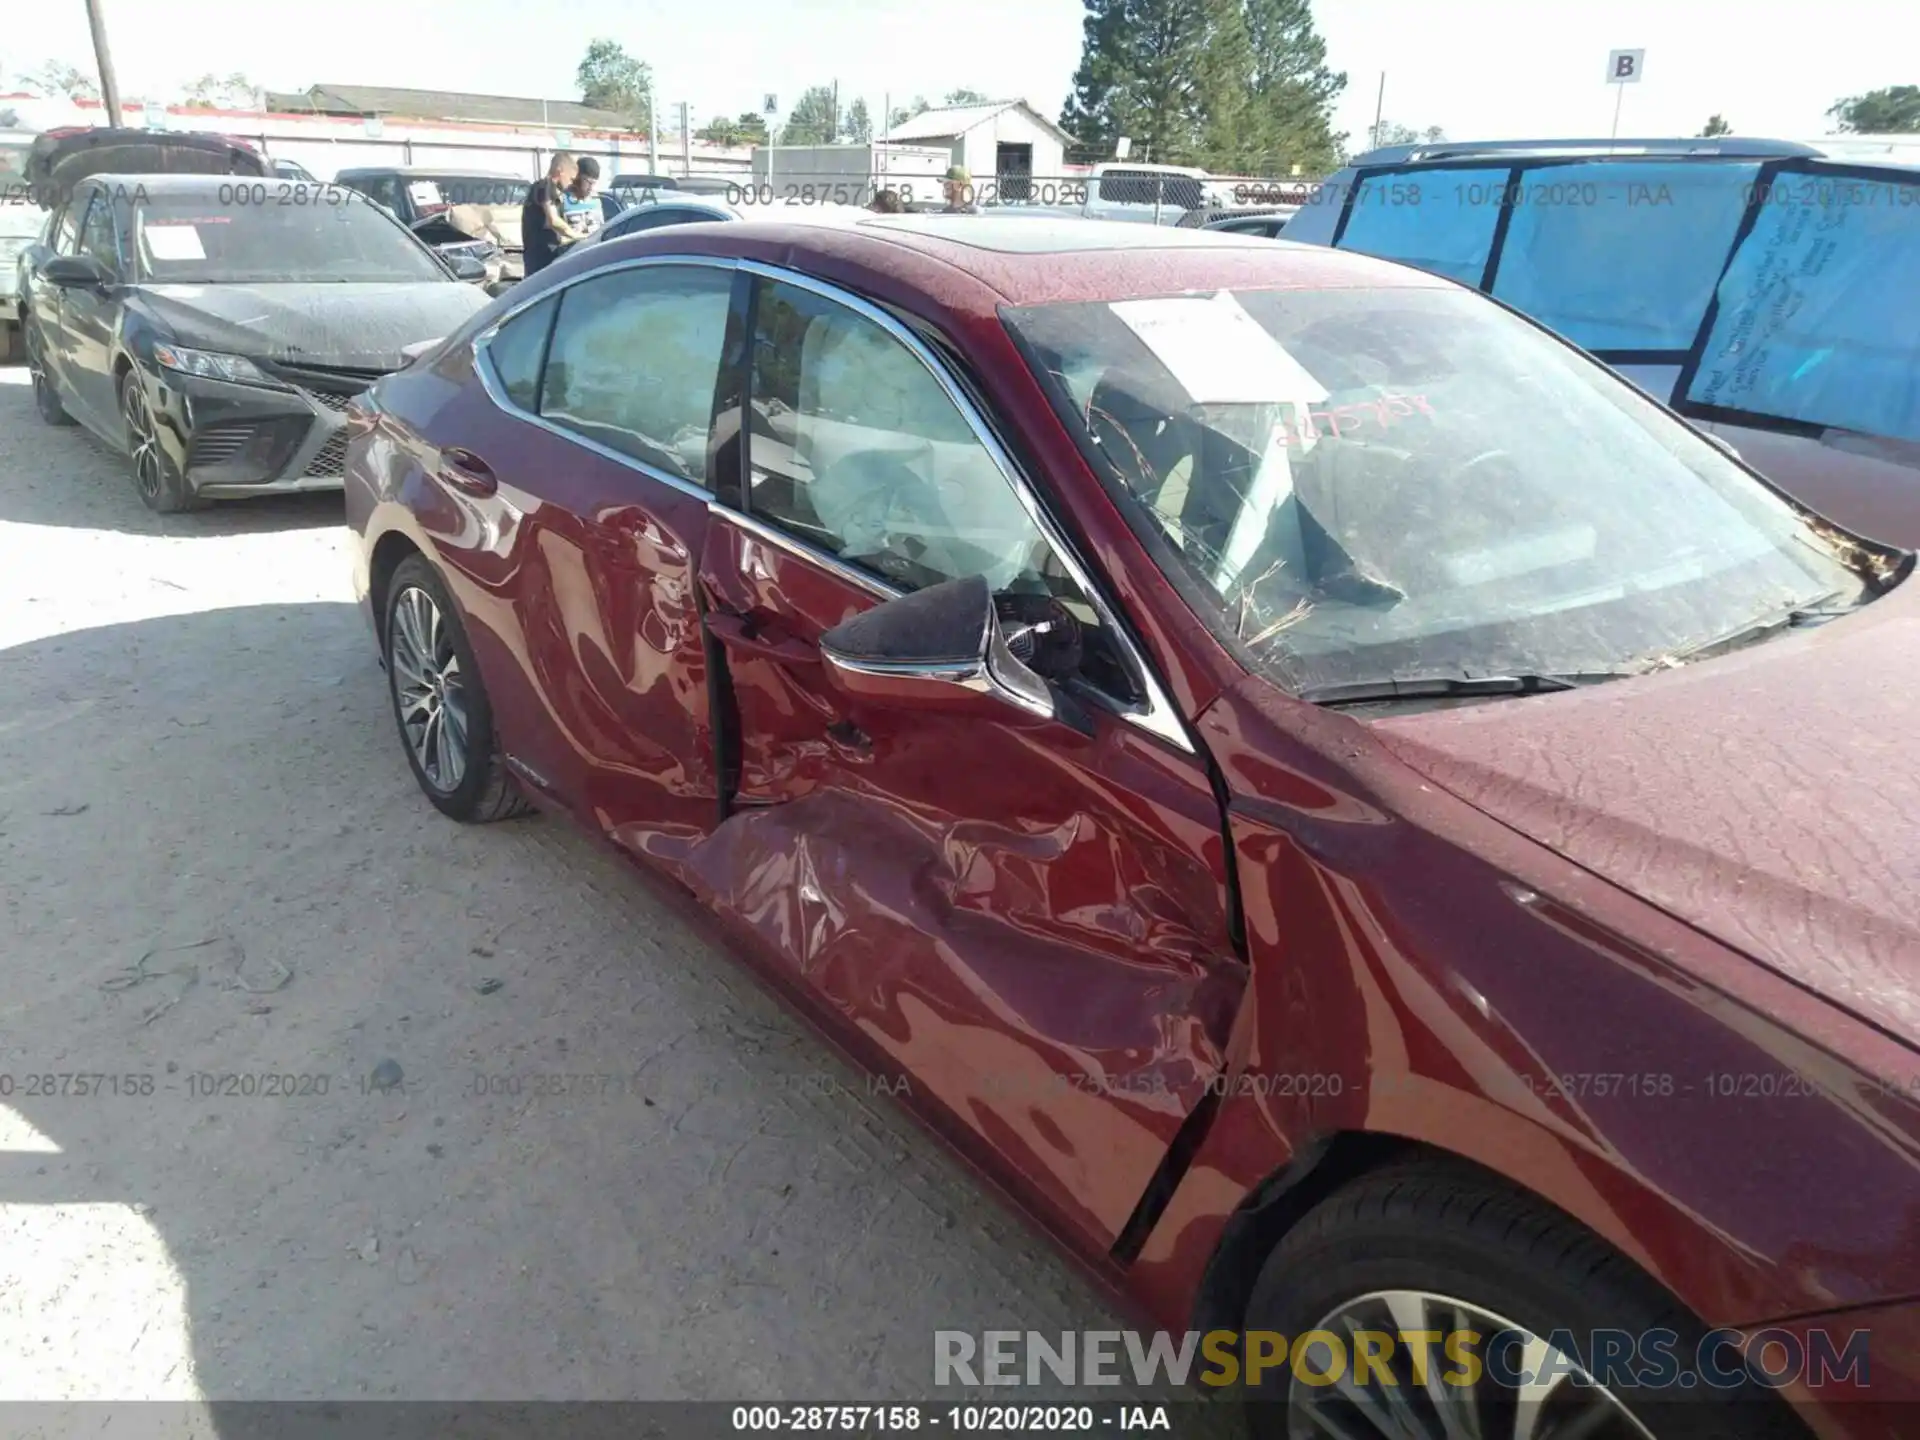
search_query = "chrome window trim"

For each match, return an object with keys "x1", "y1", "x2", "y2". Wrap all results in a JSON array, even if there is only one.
[{"x1": 470, "y1": 251, "x2": 1197, "y2": 757}]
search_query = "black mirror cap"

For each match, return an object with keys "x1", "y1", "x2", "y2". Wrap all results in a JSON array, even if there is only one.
[
  {"x1": 820, "y1": 574, "x2": 992, "y2": 666},
  {"x1": 44, "y1": 254, "x2": 113, "y2": 287}
]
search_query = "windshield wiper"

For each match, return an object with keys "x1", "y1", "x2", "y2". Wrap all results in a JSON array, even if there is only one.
[
  {"x1": 1662, "y1": 591, "x2": 1863, "y2": 665},
  {"x1": 1300, "y1": 672, "x2": 1637, "y2": 707}
]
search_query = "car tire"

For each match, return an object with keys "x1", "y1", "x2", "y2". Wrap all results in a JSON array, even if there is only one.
[
  {"x1": 120, "y1": 367, "x2": 202, "y2": 512},
  {"x1": 1242, "y1": 1163, "x2": 1807, "y2": 1440},
  {"x1": 383, "y1": 554, "x2": 531, "y2": 824},
  {"x1": 27, "y1": 328, "x2": 76, "y2": 426}
]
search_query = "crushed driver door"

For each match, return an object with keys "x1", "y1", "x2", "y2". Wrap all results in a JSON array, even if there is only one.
[{"x1": 679, "y1": 269, "x2": 1245, "y2": 1255}]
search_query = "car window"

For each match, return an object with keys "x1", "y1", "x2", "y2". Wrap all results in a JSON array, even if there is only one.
[
  {"x1": 52, "y1": 201, "x2": 81, "y2": 255},
  {"x1": 486, "y1": 296, "x2": 557, "y2": 412},
  {"x1": 746, "y1": 277, "x2": 1057, "y2": 595},
  {"x1": 537, "y1": 263, "x2": 733, "y2": 485},
  {"x1": 352, "y1": 176, "x2": 400, "y2": 213},
  {"x1": 1491, "y1": 161, "x2": 1761, "y2": 352},
  {"x1": 1098, "y1": 169, "x2": 1204, "y2": 209},
  {"x1": 1686, "y1": 172, "x2": 1920, "y2": 444},
  {"x1": 1336, "y1": 169, "x2": 1505, "y2": 285},
  {"x1": 76, "y1": 194, "x2": 122, "y2": 271}
]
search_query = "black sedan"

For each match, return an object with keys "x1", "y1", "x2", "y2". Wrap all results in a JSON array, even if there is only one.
[{"x1": 20, "y1": 173, "x2": 493, "y2": 512}]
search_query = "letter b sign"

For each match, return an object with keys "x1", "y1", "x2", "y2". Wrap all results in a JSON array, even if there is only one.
[{"x1": 1607, "y1": 49, "x2": 1646, "y2": 83}]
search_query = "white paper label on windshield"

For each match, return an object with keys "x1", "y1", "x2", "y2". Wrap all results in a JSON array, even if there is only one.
[
  {"x1": 143, "y1": 225, "x2": 206, "y2": 260},
  {"x1": 407, "y1": 180, "x2": 445, "y2": 206},
  {"x1": 1110, "y1": 291, "x2": 1329, "y2": 407}
]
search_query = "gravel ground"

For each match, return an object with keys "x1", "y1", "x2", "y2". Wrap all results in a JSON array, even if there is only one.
[{"x1": 0, "y1": 365, "x2": 1235, "y2": 1426}]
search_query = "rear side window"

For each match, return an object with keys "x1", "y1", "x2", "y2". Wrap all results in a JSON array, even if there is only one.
[
  {"x1": 1099, "y1": 170, "x2": 1203, "y2": 209},
  {"x1": 1687, "y1": 174, "x2": 1920, "y2": 443},
  {"x1": 1492, "y1": 161, "x2": 1760, "y2": 352},
  {"x1": 537, "y1": 264, "x2": 733, "y2": 484},
  {"x1": 486, "y1": 296, "x2": 556, "y2": 411},
  {"x1": 1336, "y1": 168, "x2": 1504, "y2": 285}
]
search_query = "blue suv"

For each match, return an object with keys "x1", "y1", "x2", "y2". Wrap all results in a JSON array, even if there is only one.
[{"x1": 1284, "y1": 137, "x2": 1920, "y2": 547}]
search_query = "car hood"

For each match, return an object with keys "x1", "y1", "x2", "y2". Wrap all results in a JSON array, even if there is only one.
[
  {"x1": 1369, "y1": 578, "x2": 1920, "y2": 1046},
  {"x1": 135, "y1": 282, "x2": 490, "y2": 370},
  {"x1": 29, "y1": 128, "x2": 267, "y2": 207}
]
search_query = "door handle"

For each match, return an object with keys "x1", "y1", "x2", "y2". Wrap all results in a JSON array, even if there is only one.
[
  {"x1": 706, "y1": 610, "x2": 821, "y2": 667},
  {"x1": 439, "y1": 446, "x2": 497, "y2": 496}
]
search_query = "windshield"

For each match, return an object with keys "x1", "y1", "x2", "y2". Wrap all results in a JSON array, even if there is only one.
[
  {"x1": 130, "y1": 188, "x2": 449, "y2": 284},
  {"x1": 1004, "y1": 285, "x2": 1873, "y2": 697}
]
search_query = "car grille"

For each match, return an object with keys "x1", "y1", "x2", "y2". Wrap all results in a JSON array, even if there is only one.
[
  {"x1": 301, "y1": 388, "x2": 356, "y2": 413},
  {"x1": 304, "y1": 431, "x2": 349, "y2": 478},
  {"x1": 188, "y1": 422, "x2": 258, "y2": 469}
]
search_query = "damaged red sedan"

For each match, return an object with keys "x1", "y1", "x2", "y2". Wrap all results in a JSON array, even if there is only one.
[{"x1": 345, "y1": 214, "x2": 1920, "y2": 1439}]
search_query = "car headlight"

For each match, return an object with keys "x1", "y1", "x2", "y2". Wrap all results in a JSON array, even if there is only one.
[{"x1": 152, "y1": 344, "x2": 283, "y2": 389}]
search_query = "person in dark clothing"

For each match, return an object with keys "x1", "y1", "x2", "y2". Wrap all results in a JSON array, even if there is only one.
[
  {"x1": 520, "y1": 152, "x2": 578, "y2": 276},
  {"x1": 868, "y1": 188, "x2": 904, "y2": 214}
]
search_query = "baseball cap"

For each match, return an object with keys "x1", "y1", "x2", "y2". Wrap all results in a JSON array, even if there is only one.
[
  {"x1": 576, "y1": 156, "x2": 601, "y2": 179},
  {"x1": 945, "y1": 165, "x2": 970, "y2": 183}
]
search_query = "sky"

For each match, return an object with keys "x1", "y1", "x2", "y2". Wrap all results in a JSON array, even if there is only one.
[{"x1": 11, "y1": 0, "x2": 1918, "y2": 154}]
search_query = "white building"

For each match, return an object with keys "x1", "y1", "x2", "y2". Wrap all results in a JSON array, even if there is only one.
[{"x1": 879, "y1": 99, "x2": 1078, "y2": 201}]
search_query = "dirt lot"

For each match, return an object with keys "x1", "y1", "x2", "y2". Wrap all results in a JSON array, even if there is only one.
[{"x1": 0, "y1": 365, "x2": 1232, "y2": 1420}]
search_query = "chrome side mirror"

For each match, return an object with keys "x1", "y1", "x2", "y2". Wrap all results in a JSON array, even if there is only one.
[{"x1": 817, "y1": 574, "x2": 1091, "y2": 735}]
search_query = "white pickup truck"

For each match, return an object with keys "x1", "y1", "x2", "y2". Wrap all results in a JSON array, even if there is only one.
[
  {"x1": 0, "y1": 132, "x2": 39, "y2": 361},
  {"x1": 993, "y1": 162, "x2": 1311, "y2": 227}
]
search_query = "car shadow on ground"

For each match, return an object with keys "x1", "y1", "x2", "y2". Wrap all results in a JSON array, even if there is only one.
[
  {"x1": 0, "y1": 599, "x2": 1235, "y2": 1427},
  {"x1": 0, "y1": 366, "x2": 346, "y2": 537}
]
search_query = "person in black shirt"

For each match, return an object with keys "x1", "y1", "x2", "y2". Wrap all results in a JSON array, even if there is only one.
[{"x1": 521, "y1": 152, "x2": 578, "y2": 276}]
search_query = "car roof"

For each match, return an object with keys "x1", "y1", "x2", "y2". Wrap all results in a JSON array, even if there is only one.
[
  {"x1": 1339, "y1": 136, "x2": 1920, "y2": 174},
  {"x1": 83, "y1": 172, "x2": 377, "y2": 200},
  {"x1": 337, "y1": 166, "x2": 524, "y2": 179},
  {"x1": 597, "y1": 210, "x2": 1449, "y2": 309}
]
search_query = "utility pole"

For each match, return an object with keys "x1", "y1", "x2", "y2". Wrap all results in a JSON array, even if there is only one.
[
  {"x1": 83, "y1": 0, "x2": 126, "y2": 126},
  {"x1": 648, "y1": 96, "x2": 659, "y2": 174},
  {"x1": 832, "y1": 79, "x2": 840, "y2": 143},
  {"x1": 680, "y1": 101, "x2": 691, "y2": 176},
  {"x1": 1371, "y1": 72, "x2": 1386, "y2": 150}
]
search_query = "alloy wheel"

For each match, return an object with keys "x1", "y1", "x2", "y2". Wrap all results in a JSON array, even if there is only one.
[
  {"x1": 122, "y1": 377, "x2": 165, "y2": 502},
  {"x1": 388, "y1": 585, "x2": 470, "y2": 793},
  {"x1": 1286, "y1": 1289, "x2": 1659, "y2": 1440}
]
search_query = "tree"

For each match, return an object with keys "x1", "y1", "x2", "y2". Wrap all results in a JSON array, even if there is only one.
[
  {"x1": 1827, "y1": 85, "x2": 1920, "y2": 133},
  {"x1": 845, "y1": 98, "x2": 873, "y2": 143},
  {"x1": 576, "y1": 38, "x2": 653, "y2": 127},
  {"x1": 735, "y1": 111, "x2": 771, "y2": 145},
  {"x1": 1059, "y1": 0, "x2": 1345, "y2": 173},
  {"x1": 781, "y1": 85, "x2": 839, "y2": 145},
  {"x1": 182, "y1": 72, "x2": 260, "y2": 108},
  {"x1": 1241, "y1": 0, "x2": 1347, "y2": 173},
  {"x1": 888, "y1": 97, "x2": 930, "y2": 129},
  {"x1": 1699, "y1": 114, "x2": 1733, "y2": 137},
  {"x1": 19, "y1": 61, "x2": 99, "y2": 101},
  {"x1": 943, "y1": 88, "x2": 990, "y2": 106},
  {"x1": 698, "y1": 115, "x2": 743, "y2": 145},
  {"x1": 1370, "y1": 120, "x2": 1443, "y2": 147},
  {"x1": 1059, "y1": 0, "x2": 1221, "y2": 166}
]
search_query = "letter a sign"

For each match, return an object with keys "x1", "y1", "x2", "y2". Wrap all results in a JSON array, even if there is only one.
[{"x1": 1607, "y1": 49, "x2": 1646, "y2": 84}]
